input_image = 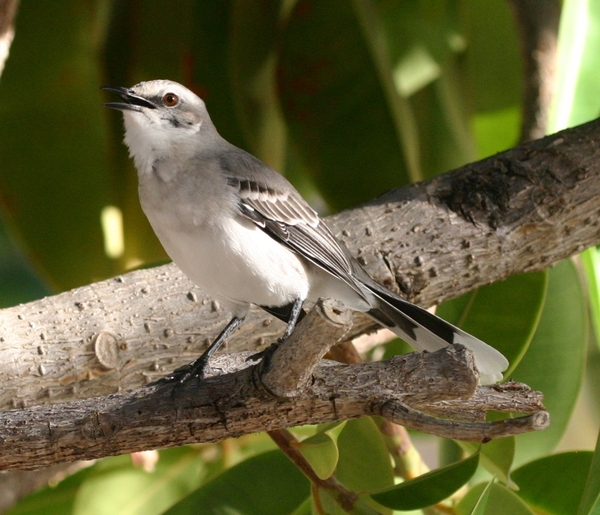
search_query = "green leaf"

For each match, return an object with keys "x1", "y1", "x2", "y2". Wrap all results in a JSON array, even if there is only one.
[
  {"x1": 229, "y1": 0, "x2": 285, "y2": 168},
  {"x1": 550, "y1": 0, "x2": 600, "y2": 130},
  {"x1": 366, "y1": 1, "x2": 486, "y2": 180},
  {"x1": 462, "y1": 0, "x2": 522, "y2": 161},
  {"x1": 6, "y1": 447, "x2": 207, "y2": 515},
  {"x1": 584, "y1": 497, "x2": 600, "y2": 515},
  {"x1": 334, "y1": 418, "x2": 395, "y2": 493},
  {"x1": 296, "y1": 421, "x2": 347, "y2": 480},
  {"x1": 4, "y1": 466, "x2": 94, "y2": 515},
  {"x1": 512, "y1": 261, "x2": 588, "y2": 466},
  {"x1": 371, "y1": 451, "x2": 479, "y2": 510},
  {"x1": 317, "y1": 489, "x2": 382, "y2": 515},
  {"x1": 421, "y1": 63, "x2": 478, "y2": 176},
  {"x1": 458, "y1": 438, "x2": 515, "y2": 486},
  {"x1": 102, "y1": 0, "x2": 198, "y2": 268},
  {"x1": 163, "y1": 450, "x2": 310, "y2": 515},
  {"x1": 437, "y1": 271, "x2": 548, "y2": 376},
  {"x1": 0, "y1": 0, "x2": 116, "y2": 289},
  {"x1": 0, "y1": 219, "x2": 49, "y2": 307},
  {"x1": 462, "y1": 0, "x2": 523, "y2": 113},
  {"x1": 512, "y1": 452, "x2": 593, "y2": 515},
  {"x1": 354, "y1": 0, "x2": 477, "y2": 180},
  {"x1": 190, "y1": 0, "x2": 247, "y2": 150},
  {"x1": 579, "y1": 428, "x2": 600, "y2": 515},
  {"x1": 289, "y1": 497, "x2": 312, "y2": 515},
  {"x1": 472, "y1": 105, "x2": 521, "y2": 159},
  {"x1": 457, "y1": 482, "x2": 535, "y2": 515},
  {"x1": 581, "y1": 247, "x2": 600, "y2": 351},
  {"x1": 73, "y1": 448, "x2": 206, "y2": 515},
  {"x1": 277, "y1": 0, "x2": 412, "y2": 209},
  {"x1": 470, "y1": 479, "x2": 494, "y2": 515}
]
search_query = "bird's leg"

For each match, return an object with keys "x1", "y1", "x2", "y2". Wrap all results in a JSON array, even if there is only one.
[
  {"x1": 280, "y1": 297, "x2": 305, "y2": 341},
  {"x1": 248, "y1": 297, "x2": 305, "y2": 364},
  {"x1": 160, "y1": 315, "x2": 246, "y2": 384}
]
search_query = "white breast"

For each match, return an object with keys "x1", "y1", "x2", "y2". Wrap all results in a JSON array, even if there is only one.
[{"x1": 145, "y1": 208, "x2": 311, "y2": 314}]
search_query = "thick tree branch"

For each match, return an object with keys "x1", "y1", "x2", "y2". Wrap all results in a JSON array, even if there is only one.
[{"x1": 0, "y1": 337, "x2": 547, "y2": 471}]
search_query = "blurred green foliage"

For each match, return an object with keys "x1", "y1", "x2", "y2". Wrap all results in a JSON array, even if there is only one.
[{"x1": 0, "y1": 0, "x2": 599, "y2": 514}]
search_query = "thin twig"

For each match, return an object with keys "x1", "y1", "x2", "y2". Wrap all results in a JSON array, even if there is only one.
[{"x1": 268, "y1": 429, "x2": 359, "y2": 513}]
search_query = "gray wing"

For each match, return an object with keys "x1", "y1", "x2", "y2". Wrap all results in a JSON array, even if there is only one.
[{"x1": 219, "y1": 149, "x2": 365, "y2": 298}]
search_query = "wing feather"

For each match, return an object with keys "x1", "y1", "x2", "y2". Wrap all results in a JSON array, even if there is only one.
[{"x1": 227, "y1": 176, "x2": 362, "y2": 295}]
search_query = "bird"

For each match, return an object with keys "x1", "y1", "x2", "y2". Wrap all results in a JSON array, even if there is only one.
[{"x1": 102, "y1": 79, "x2": 508, "y2": 385}]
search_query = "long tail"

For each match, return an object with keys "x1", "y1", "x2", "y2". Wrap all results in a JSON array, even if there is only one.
[{"x1": 363, "y1": 281, "x2": 508, "y2": 385}]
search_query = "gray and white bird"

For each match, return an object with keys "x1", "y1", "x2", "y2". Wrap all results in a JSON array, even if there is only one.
[{"x1": 102, "y1": 79, "x2": 508, "y2": 385}]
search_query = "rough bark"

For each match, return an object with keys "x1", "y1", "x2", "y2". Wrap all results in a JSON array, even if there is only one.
[{"x1": 0, "y1": 335, "x2": 546, "y2": 470}]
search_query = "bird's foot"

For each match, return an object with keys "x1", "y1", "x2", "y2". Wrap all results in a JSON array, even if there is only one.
[
  {"x1": 151, "y1": 356, "x2": 210, "y2": 387},
  {"x1": 246, "y1": 339, "x2": 283, "y2": 367}
]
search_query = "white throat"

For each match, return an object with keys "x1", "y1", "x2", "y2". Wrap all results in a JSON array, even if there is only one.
[{"x1": 122, "y1": 111, "x2": 201, "y2": 176}]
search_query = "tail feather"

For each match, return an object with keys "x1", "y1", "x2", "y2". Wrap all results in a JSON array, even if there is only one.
[{"x1": 363, "y1": 282, "x2": 508, "y2": 385}]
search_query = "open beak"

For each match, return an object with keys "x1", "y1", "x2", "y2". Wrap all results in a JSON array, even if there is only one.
[{"x1": 101, "y1": 86, "x2": 157, "y2": 112}]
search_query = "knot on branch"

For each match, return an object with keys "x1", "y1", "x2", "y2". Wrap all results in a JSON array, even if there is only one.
[
  {"x1": 258, "y1": 299, "x2": 353, "y2": 397},
  {"x1": 257, "y1": 299, "x2": 549, "y2": 442}
]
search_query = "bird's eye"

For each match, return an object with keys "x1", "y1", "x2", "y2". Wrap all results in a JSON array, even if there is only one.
[{"x1": 162, "y1": 93, "x2": 179, "y2": 107}]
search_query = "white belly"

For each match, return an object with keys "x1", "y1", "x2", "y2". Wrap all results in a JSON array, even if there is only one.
[{"x1": 147, "y1": 212, "x2": 311, "y2": 313}]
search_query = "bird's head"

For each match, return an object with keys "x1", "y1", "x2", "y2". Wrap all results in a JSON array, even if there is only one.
[{"x1": 102, "y1": 80, "x2": 213, "y2": 168}]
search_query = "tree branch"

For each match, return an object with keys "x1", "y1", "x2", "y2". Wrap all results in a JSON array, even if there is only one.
[
  {"x1": 260, "y1": 300, "x2": 352, "y2": 397},
  {"x1": 508, "y1": 0, "x2": 561, "y2": 141},
  {"x1": 0, "y1": 333, "x2": 547, "y2": 471},
  {"x1": 267, "y1": 429, "x2": 360, "y2": 512}
]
